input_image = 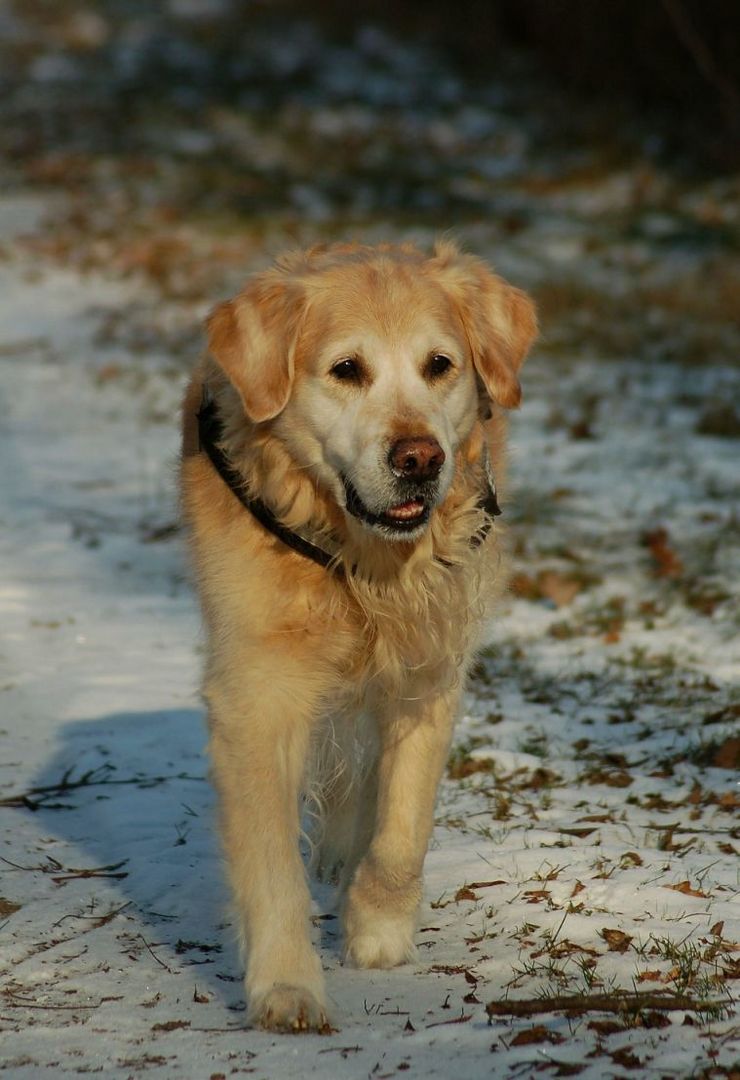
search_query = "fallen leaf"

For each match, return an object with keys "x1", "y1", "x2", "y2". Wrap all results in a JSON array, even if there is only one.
[
  {"x1": 636, "y1": 970, "x2": 665, "y2": 983},
  {"x1": 713, "y1": 736, "x2": 740, "y2": 769},
  {"x1": 455, "y1": 886, "x2": 479, "y2": 902},
  {"x1": 664, "y1": 881, "x2": 708, "y2": 899},
  {"x1": 510, "y1": 572, "x2": 540, "y2": 600},
  {"x1": 609, "y1": 1047, "x2": 641, "y2": 1069},
  {"x1": 549, "y1": 940, "x2": 600, "y2": 960},
  {"x1": 511, "y1": 570, "x2": 585, "y2": 607},
  {"x1": 510, "y1": 1025, "x2": 564, "y2": 1047},
  {"x1": 587, "y1": 1019, "x2": 625, "y2": 1036},
  {"x1": 641, "y1": 527, "x2": 683, "y2": 578},
  {"x1": 639, "y1": 1010, "x2": 671, "y2": 1029},
  {"x1": 721, "y1": 958, "x2": 740, "y2": 980},
  {"x1": 710, "y1": 921, "x2": 724, "y2": 938},
  {"x1": 585, "y1": 768, "x2": 634, "y2": 788},
  {"x1": 152, "y1": 1020, "x2": 191, "y2": 1032},
  {"x1": 521, "y1": 767, "x2": 561, "y2": 791},
  {"x1": 523, "y1": 889, "x2": 550, "y2": 904},
  {"x1": 538, "y1": 571, "x2": 583, "y2": 607},
  {"x1": 447, "y1": 756, "x2": 495, "y2": 779},
  {"x1": 600, "y1": 928, "x2": 633, "y2": 953}
]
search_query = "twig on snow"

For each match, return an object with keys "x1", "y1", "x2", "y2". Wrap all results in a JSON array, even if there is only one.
[
  {"x1": 426, "y1": 1010, "x2": 473, "y2": 1028},
  {"x1": 138, "y1": 934, "x2": 173, "y2": 973},
  {"x1": 0, "y1": 765, "x2": 204, "y2": 810},
  {"x1": 486, "y1": 991, "x2": 727, "y2": 1021}
]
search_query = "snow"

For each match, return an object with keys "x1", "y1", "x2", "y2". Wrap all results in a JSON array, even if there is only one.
[{"x1": 0, "y1": 198, "x2": 737, "y2": 1079}]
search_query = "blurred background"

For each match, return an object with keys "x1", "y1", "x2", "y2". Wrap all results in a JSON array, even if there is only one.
[{"x1": 1, "y1": 0, "x2": 738, "y2": 389}]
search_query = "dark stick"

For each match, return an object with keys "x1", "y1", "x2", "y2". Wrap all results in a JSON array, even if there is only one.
[{"x1": 486, "y1": 992, "x2": 726, "y2": 1020}]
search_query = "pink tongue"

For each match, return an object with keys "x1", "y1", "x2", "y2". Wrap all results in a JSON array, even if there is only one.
[{"x1": 386, "y1": 499, "x2": 424, "y2": 520}]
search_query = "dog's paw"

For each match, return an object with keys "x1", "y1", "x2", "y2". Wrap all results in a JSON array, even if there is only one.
[
  {"x1": 344, "y1": 923, "x2": 418, "y2": 969},
  {"x1": 343, "y1": 860, "x2": 421, "y2": 969},
  {"x1": 249, "y1": 984, "x2": 333, "y2": 1034}
]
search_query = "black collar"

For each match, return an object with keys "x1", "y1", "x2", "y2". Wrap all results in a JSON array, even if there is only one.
[{"x1": 196, "y1": 398, "x2": 501, "y2": 575}]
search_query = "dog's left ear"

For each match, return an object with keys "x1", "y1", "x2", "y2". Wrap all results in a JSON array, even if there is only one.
[
  {"x1": 206, "y1": 274, "x2": 305, "y2": 423},
  {"x1": 432, "y1": 245, "x2": 537, "y2": 409}
]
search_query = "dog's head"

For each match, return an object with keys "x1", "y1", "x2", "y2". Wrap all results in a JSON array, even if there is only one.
[{"x1": 207, "y1": 241, "x2": 537, "y2": 541}]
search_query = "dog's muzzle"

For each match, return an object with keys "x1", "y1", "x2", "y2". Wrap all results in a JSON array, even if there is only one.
[
  {"x1": 342, "y1": 436, "x2": 447, "y2": 537},
  {"x1": 342, "y1": 476, "x2": 438, "y2": 536}
]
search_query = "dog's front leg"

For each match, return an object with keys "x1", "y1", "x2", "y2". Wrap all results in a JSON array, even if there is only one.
[
  {"x1": 342, "y1": 689, "x2": 458, "y2": 969},
  {"x1": 207, "y1": 670, "x2": 330, "y2": 1033}
]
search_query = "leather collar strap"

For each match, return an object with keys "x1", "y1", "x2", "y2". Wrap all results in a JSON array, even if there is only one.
[
  {"x1": 197, "y1": 399, "x2": 337, "y2": 570},
  {"x1": 196, "y1": 398, "x2": 501, "y2": 575}
]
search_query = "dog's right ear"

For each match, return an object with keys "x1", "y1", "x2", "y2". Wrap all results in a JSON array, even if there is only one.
[{"x1": 206, "y1": 276, "x2": 305, "y2": 423}]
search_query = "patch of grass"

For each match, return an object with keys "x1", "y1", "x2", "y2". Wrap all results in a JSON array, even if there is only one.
[
  {"x1": 517, "y1": 730, "x2": 550, "y2": 758},
  {"x1": 632, "y1": 933, "x2": 733, "y2": 1019}
]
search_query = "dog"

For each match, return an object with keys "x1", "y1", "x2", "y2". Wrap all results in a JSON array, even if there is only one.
[{"x1": 180, "y1": 240, "x2": 536, "y2": 1032}]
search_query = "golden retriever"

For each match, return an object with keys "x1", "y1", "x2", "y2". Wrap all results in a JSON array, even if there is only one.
[{"x1": 180, "y1": 240, "x2": 536, "y2": 1033}]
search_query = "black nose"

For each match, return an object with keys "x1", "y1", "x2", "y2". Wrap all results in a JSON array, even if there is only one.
[{"x1": 388, "y1": 437, "x2": 445, "y2": 481}]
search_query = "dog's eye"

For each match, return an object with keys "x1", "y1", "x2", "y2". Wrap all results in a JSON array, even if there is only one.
[
  {"x1": 330, "y1": 358, "x2": 363, "y2": 381},
  {"x1": 426, "y1": 353, "x2": 453, "y2": 379}
]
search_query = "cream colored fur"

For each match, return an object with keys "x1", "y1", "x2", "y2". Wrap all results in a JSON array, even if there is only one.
[{"x1": 180, "y1": 240, "x2": 536, "y2": 1033}]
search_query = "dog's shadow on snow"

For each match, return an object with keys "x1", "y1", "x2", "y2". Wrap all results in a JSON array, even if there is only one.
[{"x1": 31, "y1": 708, "x2": 338, "y2": 1004}]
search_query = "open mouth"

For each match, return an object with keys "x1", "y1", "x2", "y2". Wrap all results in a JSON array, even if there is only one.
[{"x1": 343, "y1": 478, "x2": 431, "y2": 535}]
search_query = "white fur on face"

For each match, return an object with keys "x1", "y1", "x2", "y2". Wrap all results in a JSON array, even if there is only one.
[{"x1": 274, "y1": 320, "x2": 480, "y2": 530}]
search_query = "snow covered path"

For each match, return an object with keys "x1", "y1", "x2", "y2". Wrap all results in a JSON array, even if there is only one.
[{"x1": 1, "y1": 196, "x2": 738, "y2": 1079}]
